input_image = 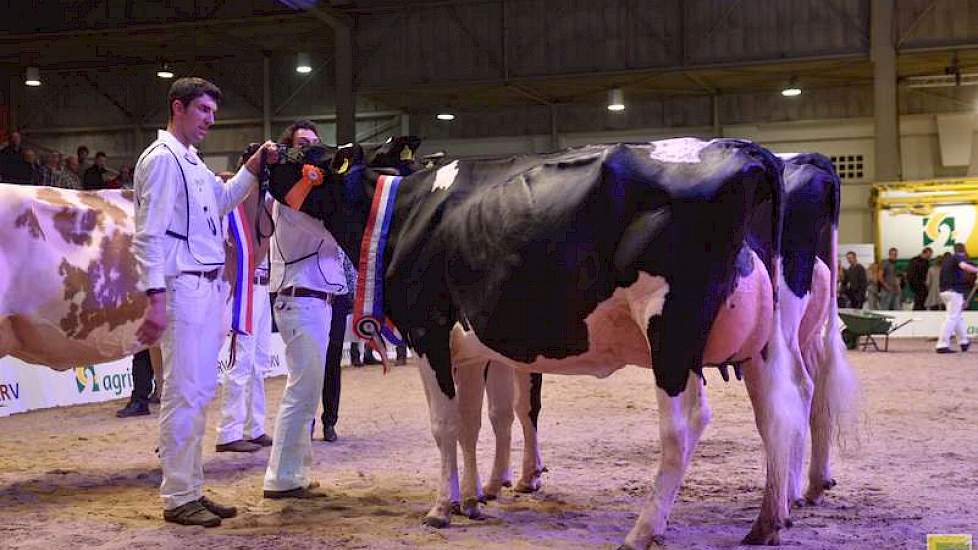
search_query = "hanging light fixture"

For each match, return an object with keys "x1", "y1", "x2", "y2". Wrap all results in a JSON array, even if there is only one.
[
  {"x1": 24, "y1": 66, "x2": 41, "y2": 87},
  {"x1": 436, "y1": 113, "x2": 455, "y2": 121},
  {"x1": 781, "y1": 77, "x2": 802, "y2": 97},
  {"x1": 156, "y1": 63, "x2": 174, "y2": 79},
  {"x1": 607, "y1": 88, "x2": 625, "y2": 111},
  {"x1": 295, "y1": 52, "x2": 312, "y2": 74}
]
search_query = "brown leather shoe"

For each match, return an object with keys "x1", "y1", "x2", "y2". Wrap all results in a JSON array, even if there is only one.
[
  {"x1": 198, "y1": 496, "x2": 237, "y2": 519},
  {"x1": 249, "y1": 434, "x2": 273, "y2": 447},
  {"x1": 215, "y1": 440, "x2": 262, "y2": 453},
  {"x1": 263, "y1": 483, "x2": 328, "y2": 500},
  {"x1": 163, "y1": 500, "x2": 221, "y2": 527}
]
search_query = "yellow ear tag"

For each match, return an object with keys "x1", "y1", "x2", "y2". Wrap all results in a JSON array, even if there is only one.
[
  {"x1": 337, "y1": 158, "x2": 350, "y2": 174},
  {"x1": 400, "y1": 148, "x2": 414, "y2": 161}
]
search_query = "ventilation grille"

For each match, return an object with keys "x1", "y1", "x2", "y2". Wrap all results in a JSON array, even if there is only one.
[{"x1": 830, "y1": 154, "x2": 864, "y2": 181}]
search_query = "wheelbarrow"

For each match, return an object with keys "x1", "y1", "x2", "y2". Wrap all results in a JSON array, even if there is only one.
[{"x1": 839, "y1": 310, "x2": 913, "y2": 351}]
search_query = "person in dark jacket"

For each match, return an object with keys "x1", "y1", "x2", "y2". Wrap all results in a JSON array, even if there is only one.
[
  {"x1": 841, "y1": 251, "x2": 868, "y2": 309},
  {"x1": 936, "y1": 243, "x2": 978, "y2": 353},
  {"x1": 906, "y1": 247, "x2": 933, "y2": 310},
  {"x1": 82, "y1": 151, "x2": 109, "y2": 190}
]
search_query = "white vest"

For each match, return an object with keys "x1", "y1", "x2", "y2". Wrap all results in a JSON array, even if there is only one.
[{"x1": 137, "y1": 138, "x2": 225, "y2": 267}]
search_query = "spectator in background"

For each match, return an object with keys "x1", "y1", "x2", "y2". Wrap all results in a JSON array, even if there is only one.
[
  {"x1": 62, "y1": 156, "x2": 82, "y2": 189},
  {"x1": 1, "y1": 130, "x2": 24, "y2": 179},
  {"x1": 907, "y1": 247, "x2": 933, "y2": 310},
  {"x1": 936, "y1": 243, "x2": 978, "y2": 354},
  {"x1": 841, "y1": 251, "x2": 867, "y2": 309},
  {"x1": 37, "y1": 151, "x2": 64, "y2": 187},
  {"x1": 4, "y1": 146, "x2": 37, "y2": 185},
  {"x1": 82, "y1": 151, "x2": 109, "y2": 190},
  {"x1": 866, "y1": 262, "x2": 881, "y2": 310},
  {"x1": 75, "y1": 145, "x2": 91, "y2": 175},
  {"x1": 879, "y1": 247, "x2": 901, "y2": 310},
  {"x1": 925, "y1": 253, "x2": 947, "y2": 311},
  {"x1": 110, "y1": 163, "x2": 133, "y2": 189}
]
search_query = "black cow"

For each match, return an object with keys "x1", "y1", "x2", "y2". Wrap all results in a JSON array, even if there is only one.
[{"x1": 268, "y1": 138, "x2": 800, "y2": 548}]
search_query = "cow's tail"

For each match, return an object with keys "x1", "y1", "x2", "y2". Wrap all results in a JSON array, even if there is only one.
[{"x1": 814, "y1": 225, "x2": 860, "y2": 452}]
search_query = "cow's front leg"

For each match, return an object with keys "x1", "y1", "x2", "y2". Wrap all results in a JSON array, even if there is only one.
[
  {"x1": 417, "y1": 350, "x2": 461, "y2": 528},
  {"x1": 455, "y1": 356, "x2": 488, "y2": 518},
  {"x1": 483, "y1": 361, "x2": 515, "y2": 500},
  {"x1": 621, "y1": 370, "x2": 711, "y2": 550},
  {"x1": 514, "y1": 371, "x2": 545, "y2": 493}
]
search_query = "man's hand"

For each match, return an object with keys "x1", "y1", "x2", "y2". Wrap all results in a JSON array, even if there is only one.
[
  {"x1": 136, "y1": 293, "x2": 167, "y2": 346},
  {"x1": 245, "y1": 141, "x2": 280, "y2": 177}
]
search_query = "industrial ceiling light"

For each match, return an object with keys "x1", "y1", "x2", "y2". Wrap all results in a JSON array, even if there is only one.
[
  {"x1": 781, "y1": 78, "x2": 802, "y2": 97},
  {"x1": 24, "y1": 66, "x2": 40, "y2": 87},
  {"x1": 295, "y1": 52, "x2": 312, "y2": 74},
  {"x1": 156, "y1": 63, "x2": 174, "y2": 79},
  {"x1": 607, "y1": 88, "x2": 625, "y2": 111},
  {"x1": 436, "y1": 113, "x2": 455, "y2": 121}
]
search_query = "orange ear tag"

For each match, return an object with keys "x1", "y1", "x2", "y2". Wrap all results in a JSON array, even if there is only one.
[{"x1": 285, "y1": 164, "x2": 325, "y2": 210}]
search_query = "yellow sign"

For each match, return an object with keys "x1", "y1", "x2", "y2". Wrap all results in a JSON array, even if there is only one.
[{"x1": 928, "y1": 534, "x2": 972, "y2": 550}]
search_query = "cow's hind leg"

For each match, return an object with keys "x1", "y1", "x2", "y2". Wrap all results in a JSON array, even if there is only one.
[
  {"x1": 456, "y1": 357, "x2": 488, "y2": 518},
  {"x1": 742, "y1": 328, "x2": 805, "y2": 545},
  {"x1": 805, "y1": 321, "x2": 857, "y2": 505},
  {"x1": 417, "y1": 354, "x2": 462, "y2": 528},
  {"x1": 621, "y1": 370, "x2": 711, "y2": 550},
  {"x1": 514, "y1": 371, "x2": 545, "y2": 493},
  {"x1": 483, "y1": 361, "x2": 515, "y2": 500}
]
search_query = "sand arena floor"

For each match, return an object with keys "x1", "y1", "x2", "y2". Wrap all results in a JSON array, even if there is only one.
[{"x1": 1, "y1": 338, "x2": 976, "y2": 549}]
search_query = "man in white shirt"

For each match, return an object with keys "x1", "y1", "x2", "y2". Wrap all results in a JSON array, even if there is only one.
[
  {"x1": 263, "y1": 120, "x2": 346, "y2": 499},
  {"x1": 132, "y1": 77, "x2": 278, "y2": 527}
]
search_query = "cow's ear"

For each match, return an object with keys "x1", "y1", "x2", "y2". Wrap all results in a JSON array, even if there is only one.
[{"x1": 333, "y1": 144, "x2": 363, "y2": 175}]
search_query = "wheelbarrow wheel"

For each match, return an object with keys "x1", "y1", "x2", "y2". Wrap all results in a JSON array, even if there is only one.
[{"x1": 841, "y1": 328, "x2": 858, "y2": 350}]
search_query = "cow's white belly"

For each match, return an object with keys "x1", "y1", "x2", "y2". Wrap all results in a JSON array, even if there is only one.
[{"x1": 451, "y1": 249, "x2": 773, "y2": 377}]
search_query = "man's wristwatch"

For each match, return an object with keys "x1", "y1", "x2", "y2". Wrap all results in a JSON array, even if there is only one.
[{"x1": 145, "y1": 288, "x2": 166, "y2": 297}]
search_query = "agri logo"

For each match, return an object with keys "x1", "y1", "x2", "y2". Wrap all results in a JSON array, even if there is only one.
[
  {"x1": 74, "y1": 366, "x2": 100, "y2": 393},
  {"x1": 923, "y1": 214, "x2": 956, "y2": 247},
  {"x1": 72, "y1": 365, "x2": 132, "y2": 396}
]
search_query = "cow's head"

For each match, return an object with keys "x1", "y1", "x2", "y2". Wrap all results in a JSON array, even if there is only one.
[
  {"x1": 267, "y1": 142, "x2": 372, "y2": 265},
  {"x1": 367, "y1": 135, "x2": 424, "y2": 175}
]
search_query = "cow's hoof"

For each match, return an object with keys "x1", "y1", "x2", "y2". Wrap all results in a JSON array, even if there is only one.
[
  {"x1": 461, "y1": 498, "x2": 485, "y2": 520},
  {"x1": 515, "y1": 477, "x2": 542, "y2": 493},
  {"x1": 422, "y1": 514, "x2": 450, "y2": 529},
  {"x1": 792, "y1": 497, "x2": 807, "y2": 509},
  {"x1": 449, "y1": 502, "x2": 462, "y2": 515},
  {"x1": 742, "y1": 527, "x2": 781, "y2": 546},
  {"x1": 501, "y1": 480, "x2": 512, "y2": 488}
]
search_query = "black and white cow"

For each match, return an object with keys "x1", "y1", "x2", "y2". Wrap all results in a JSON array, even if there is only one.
[
  {"x1": 477, "y1": 152, "x2": 860, "y2": 509},
  {"x1": 269, "y1": 138, "x2": 801, "y2": 548},
  {"x1": 365, "y1": 137, "x2": 548, "y2": 498},
  {"x1": 776, "y1": 153, "x2": 858, "y2": 506}
]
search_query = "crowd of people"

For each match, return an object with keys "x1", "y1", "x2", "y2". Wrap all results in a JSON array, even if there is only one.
[
  {"x1": 840, "y1": 244, "x2": 978, "y2": 353},
  {"x1": 0, "y1": 131, "x2": 133, "y2": 190}
]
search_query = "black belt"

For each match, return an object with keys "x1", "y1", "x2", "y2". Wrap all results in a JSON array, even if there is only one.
[
  {"x1": 254, "y1": 274, "x2": 269, "y2": 286},
  {"x1": 182, "y1": 268, "x2": 221, "y2": 282},
  {"x1": 279, "y1": 286, "x2": 333, "y2": 303}
]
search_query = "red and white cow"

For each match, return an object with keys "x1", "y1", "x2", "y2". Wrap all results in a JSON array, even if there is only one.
[{"x1": 0, "y1": 182, "x2": 270, "y2": 370}]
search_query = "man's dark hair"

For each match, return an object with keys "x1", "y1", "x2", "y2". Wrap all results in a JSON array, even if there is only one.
[
  {"x1": 77, "y1": 145, "x2": 89, "y2": 155},
  {"x1": 168, "y1": 77, "x2": 222, "y2": 118},
  {"x1": 889, "y1": 247, "x2": 898, "y2": 254},
  {"x1": 954, "y1": 243, "x2": 966, "y2": 254},
  {"x1": 280, "y1": 119, "x2": 319, "y2": 146},
  {"x1": 95, "y1": 151, "x2": 106, "y2": 159},
  {"x1": 923, "y1": 247, "x2": 933, "y2": 254}
]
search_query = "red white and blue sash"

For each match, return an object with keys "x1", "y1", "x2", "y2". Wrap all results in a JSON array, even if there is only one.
[
  {"x1": 228, "y1": 205, "x2": 255, "y2": 335},
  {"x1": 353, "y1": 175, "x2": 404, "y2": 364}
]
